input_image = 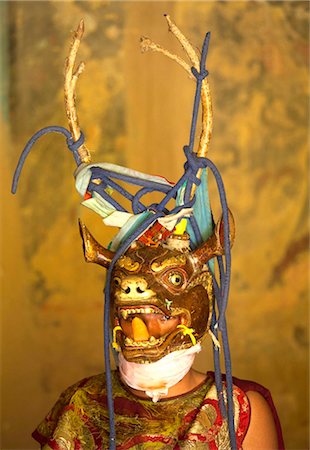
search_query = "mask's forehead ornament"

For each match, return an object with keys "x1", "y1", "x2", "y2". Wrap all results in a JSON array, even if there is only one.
[{"x1": 12, "y1": 15, "x2": 238, "y2": 450}]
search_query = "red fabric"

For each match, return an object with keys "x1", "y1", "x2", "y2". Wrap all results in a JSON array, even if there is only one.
[{"x1": 207, "y1": 371, "x2": 285, "y2": 450}]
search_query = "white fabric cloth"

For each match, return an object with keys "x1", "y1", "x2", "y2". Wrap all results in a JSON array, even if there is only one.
[
  {"x1": 118, "y1": 343, "x2": 201, "y2": 402},
  {"x1": 75, "y1": 162, "x2": 174, "y2": 197}
]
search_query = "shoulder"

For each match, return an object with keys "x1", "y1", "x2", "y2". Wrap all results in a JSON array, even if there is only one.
[
  {"x1": 206, "y1": 372, "x2": 284, "y2": 449},
  {"x1": 54, "y1": 372, "x2": 107, "y2": 404},
  {"x1": 243, "y1": 390, "x2": 279, "y2": 450},
  {"x1": 32, "y1": 372, "x2": 111, "y2": 446},
  {"x1": 232, "y1": 376, "x2": 284, "y2": 449},
  {"x1": 203, "y1": 374, "x2": 251, "y2": 448}
]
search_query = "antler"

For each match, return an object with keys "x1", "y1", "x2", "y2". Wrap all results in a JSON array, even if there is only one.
[
  {"x1": 140, "y1": 14, "x2": 213, "y2": 158},
  {"x1": 64, "y1": 19, "x2": 91, "y2": 163}
]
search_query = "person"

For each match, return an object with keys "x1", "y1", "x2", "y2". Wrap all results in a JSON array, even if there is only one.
[
  {"x1": 30, "y1": 220, "x2": 284, "y2": 449},
  {"x1": 13, "y1": 16, "x2": 284, "y2": 450}
]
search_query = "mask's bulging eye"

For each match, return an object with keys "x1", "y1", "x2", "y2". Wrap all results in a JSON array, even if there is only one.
[
  {"x1": 168, "y1": 272, "x2": 184, "y2": 287},
  {"x1": 113, "y1": 277, "x2": 121, "y2": 287}
]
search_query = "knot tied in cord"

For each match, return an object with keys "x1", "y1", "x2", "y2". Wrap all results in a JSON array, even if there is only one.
[
  {"x1": 183, "y1": 146, "x2": 207, "y2": 175},
  {"x1": 66, "y1": 131, "x2": 85, "y2": 158},
  {"x1": 191, "y1": 66, "x2": 209, "y2": 81}
]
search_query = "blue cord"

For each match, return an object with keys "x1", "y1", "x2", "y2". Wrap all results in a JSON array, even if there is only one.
[
  {"x1": 11, "y1": 126, "x2": 83, "y2": 194},
  {"x1": 103, "y1": 209, "x2": 165, "y2": 448}
]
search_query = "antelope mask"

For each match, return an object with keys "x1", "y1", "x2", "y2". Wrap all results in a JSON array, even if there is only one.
[
  {"x1": 12, "y1": 16, "x2": 239, "y2": 448},
  {"x1": 79, "y1": 213, "x2": 234, "y2": 363},
  {"x1": 12, "y1": 17, "x2": 235, "y2": 365}
]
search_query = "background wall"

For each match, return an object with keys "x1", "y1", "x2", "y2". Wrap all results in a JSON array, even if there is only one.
[{"x1": 1, "y1": 1, "x2": 308, "y2": 449}]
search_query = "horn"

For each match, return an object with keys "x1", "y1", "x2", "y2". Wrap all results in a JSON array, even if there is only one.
[
  {"x1": 64, "y1": 19, "x2": 91, "y2": 163},
  {"x1": 140, "y1": 15, "x2": 212, "y2": 160},
  {"x1": 192, "y1": 209, "x2": 235, "y2": 266},
  {"x1": 78, "y1": 219, "x2": 114, "y2": 268}
]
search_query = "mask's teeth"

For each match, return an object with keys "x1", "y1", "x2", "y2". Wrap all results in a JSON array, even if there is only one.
[
  {"x1": 119, "y1": 306, "x2": 157, "y2": 320},
  {"x1": 123, "y1": 335, "x2": 165, "y2": 347},
  {"x1": 121, "y1": 310, "x2": 128, "y2": 319}
]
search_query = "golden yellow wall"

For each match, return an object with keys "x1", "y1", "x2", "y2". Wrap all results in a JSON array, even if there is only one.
[{"x1": 1, "y1": 2, "x2": 308, "y2": 449}]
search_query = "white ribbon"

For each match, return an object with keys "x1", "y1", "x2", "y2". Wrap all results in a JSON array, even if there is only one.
[{"x1": 75, "y1": 162, "x2": 174, "y2": 197}]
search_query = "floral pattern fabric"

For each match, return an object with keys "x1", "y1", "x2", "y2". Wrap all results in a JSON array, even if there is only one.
[{"x1": 33, "y1": 371, "x2": 250, "y2": 449}]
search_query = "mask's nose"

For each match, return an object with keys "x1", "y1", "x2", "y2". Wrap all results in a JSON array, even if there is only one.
[{"x1": 118, "y1": 277, "x2": 153, "y2": 301}]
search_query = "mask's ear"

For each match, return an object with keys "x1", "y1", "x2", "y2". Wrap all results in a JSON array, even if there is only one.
[
  {"x1": 79, "y1": 219, "x2": 114, "y2": 269},
  {"x1": 191, "y1": 209, "x2": 235, "y2": 266}
]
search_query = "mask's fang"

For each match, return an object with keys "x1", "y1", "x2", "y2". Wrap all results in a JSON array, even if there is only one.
[
  {"x1": 176, "y1": 324, "x2": 197, "y2": 345},
  {"x1": 112, "y1": 325, "x2": 122, "y2": 351},
  {"x1": 132, "y1": 317, "x2": 150, "y2": 341}
]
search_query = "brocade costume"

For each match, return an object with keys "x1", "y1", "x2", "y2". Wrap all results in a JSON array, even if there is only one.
[{"x1": 32, "y1": 371, "x2": 283, "y2": 450}]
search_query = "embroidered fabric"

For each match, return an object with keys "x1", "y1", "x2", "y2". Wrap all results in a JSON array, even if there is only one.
[{"x1": 32, "y1": 371, "x2": 251, "y2": 450}]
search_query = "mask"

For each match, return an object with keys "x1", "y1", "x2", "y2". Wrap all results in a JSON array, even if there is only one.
[{"x1": 79, "y1": 213, "x2": 234, "y2": 364}]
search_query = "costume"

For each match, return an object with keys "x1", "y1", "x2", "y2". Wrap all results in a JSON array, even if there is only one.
[
  {"x1": 12, "y1": 16, "x2": 284, "y2": 450},
  {"x1": 33, "y1": 371, "x2": 250, "y2": 449},
  {"x1": 32, "y1": 372, "x2": 285, "y2": 449}
]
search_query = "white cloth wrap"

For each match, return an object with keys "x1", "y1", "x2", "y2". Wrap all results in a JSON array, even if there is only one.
[
  {"x1": 118, "y1": 343, "x2": 201, "y2": 402},
  {"x1": 74, "y1": 162, "x2": 174, "y2": 197}
]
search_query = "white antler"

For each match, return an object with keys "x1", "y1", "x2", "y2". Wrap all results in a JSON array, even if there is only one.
[
  {"x1": 140, "y1": 15, "x2": 213, "y2": 159},
  {"x1": 64, "y1": 19, "x2": 91, "y2": 163}
]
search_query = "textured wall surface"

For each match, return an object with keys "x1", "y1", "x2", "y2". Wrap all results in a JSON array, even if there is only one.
[{"x1": 1, "y1": 1, "x2": 309, "y2": 449}]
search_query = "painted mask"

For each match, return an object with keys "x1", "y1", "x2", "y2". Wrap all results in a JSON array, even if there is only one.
[{"x1": 79, "y1": 214, "x2": 234, "y2": 363}]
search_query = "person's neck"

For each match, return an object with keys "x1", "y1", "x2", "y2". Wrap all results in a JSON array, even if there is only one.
[{"x1": 126, "y1": 368, "x2": 207, "y2": 400}]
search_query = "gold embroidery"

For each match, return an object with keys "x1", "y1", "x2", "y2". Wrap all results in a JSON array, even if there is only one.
[{"x1": 34, "y1": 373, "x2": 250, "y2": 449}]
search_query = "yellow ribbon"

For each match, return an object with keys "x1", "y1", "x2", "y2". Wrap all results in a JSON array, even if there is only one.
[
  {"x1": 112, "y1": 326, "x2": 122, "y2": 351},
  {"x1": 176, "y1": 324, "x2": 197, "y2": 345}
]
